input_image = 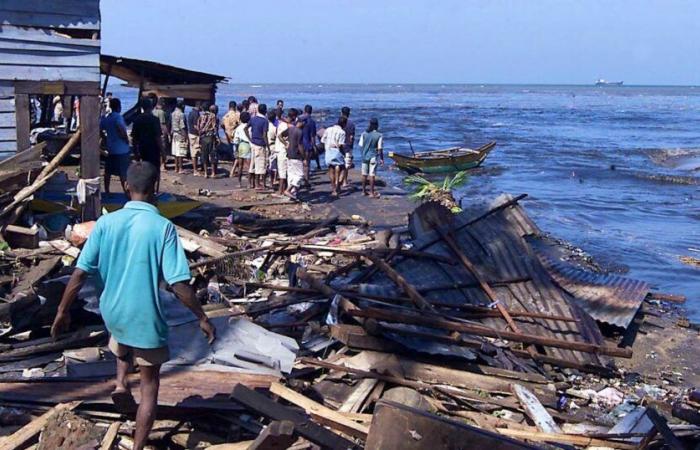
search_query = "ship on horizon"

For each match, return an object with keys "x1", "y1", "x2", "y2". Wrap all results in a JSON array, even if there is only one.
[{"x1": 595, "y1": 78, "x2": 624, "y2": 86}]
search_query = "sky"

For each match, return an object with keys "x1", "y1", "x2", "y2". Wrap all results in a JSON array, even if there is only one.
[{"x1": 101, "y1": 0, "x2": 700, "y2": 85}]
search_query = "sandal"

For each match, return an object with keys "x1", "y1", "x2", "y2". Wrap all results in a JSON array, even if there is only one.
[{"x1": 111, "y1": 389, "x2": 137, "y2": 414}]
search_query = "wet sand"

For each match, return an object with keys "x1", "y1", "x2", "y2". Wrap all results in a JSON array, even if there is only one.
[{"x1": 159, "y1": 162, "x2": 414, "y2": 229}]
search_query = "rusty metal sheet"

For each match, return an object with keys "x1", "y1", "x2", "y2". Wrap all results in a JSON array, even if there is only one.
[
  {"x1": 365, "y1": 194, "x2": 608, "y2": 368},
  {"x1": 536, "y1": 255, "x2": 648, "y2": 329}
]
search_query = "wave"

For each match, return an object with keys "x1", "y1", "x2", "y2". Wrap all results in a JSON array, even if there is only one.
[{"x1": 647, "y1": 148, "x2": 700, "y2": 171}]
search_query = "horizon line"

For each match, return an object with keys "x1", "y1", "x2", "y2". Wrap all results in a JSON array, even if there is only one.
[{"x1": 219, "y1": 81, "x2": 699, "y2": 88}]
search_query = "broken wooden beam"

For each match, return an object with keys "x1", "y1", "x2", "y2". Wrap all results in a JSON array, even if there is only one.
[
  {"x1": 0, "y1": 402, "x2": 79, "y2": 450},
  {"x1": 495, "y1": 428, "x2": 637, "y2": 449},
  {"x1": 230, "y1": 384, "x2": 358, "y2": 449},
  {"x1": 98, "y1": 421, "x2": 121, "y2": 450},
  {"x1": 365, "y1": 400, "x2": 539, "y2": 450},
  {"x1": 247, "y1": 420, "x2": 296, "y2": 450},
  {"x1": 511, "y1": 384, "x2": 561, "y2": 433},
  {"x1": 269, "y1": 382, "x2": 369, "y2": 440}
]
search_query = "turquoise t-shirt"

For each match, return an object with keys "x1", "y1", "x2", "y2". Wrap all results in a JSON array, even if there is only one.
[{"x1": 76, "y1": 201, "x2": 191, "y2": 349}]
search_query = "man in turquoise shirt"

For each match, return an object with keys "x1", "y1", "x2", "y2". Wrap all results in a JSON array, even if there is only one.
[{"x1": 51, "y1": 161, "x2": 215, "y2": 450}]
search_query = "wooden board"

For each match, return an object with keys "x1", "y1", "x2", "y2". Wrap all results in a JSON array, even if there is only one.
[
  {"x1": 0, "y1": 370, "x2": 278, "y2": 410},
  {"x1": 511, "y1": 384, "x2": 561, "y2": 434},
  {"x1": 0, "y1": 402, "x2": 79, "y2": 450},
  {"x1": 80, "y1": 95, "x2": 101, "y2": 220},
  {"x1": 0, "y1": 25, "x2": 100, "y2": 47},
  {"x1": 13, "y1": 94, "x2": 29, "y2": 152},
  {"x1": 14, "y1": 81, "x2": 99, "y2": 96},
  {"x1": 269, "y1": 382, "x2": 369, "y2": 440},
  {"x1": 365, "y1": 400, "x2": 540, "y2": 450},
  {"x1": 230, "y1": 384, "x2": 357, "y2": 449},
  {"x1": 0, "y1": 66, "x2": 100, "y2": 83}
]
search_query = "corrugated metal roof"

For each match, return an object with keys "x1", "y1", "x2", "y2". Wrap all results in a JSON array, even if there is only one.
[
  {"x1": 536, "y1": 255, "x2": 648, "y2": 329},
  {"x1": 101, "y1": 54, "x2": 227, "y2": 86},
  {"x1": 364, "y1": 194, "x2": 608, "y2": 368}
]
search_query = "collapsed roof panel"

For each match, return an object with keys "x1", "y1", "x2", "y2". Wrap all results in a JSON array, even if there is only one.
[{"x1": 100, "y1": 54, "x2": 227, "y2": 101}]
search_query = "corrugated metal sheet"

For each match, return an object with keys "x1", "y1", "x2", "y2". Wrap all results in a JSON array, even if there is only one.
[
  {"x1": 0, "y1": 0, "x2": 100, "y2": 30},
  {"x1": 536, "y1": 255, "x2": 648, "y2": 329},
  {"x1": 365, "y1": 194, "x2": 608, "y2": 368}
]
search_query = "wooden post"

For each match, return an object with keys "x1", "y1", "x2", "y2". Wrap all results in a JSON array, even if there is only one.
[
  {"x1": 14, "y1": 93, "x2": 30, "y2": 152},
  {"x1": 101, "y1": 64, "x2": 112, "y2": 97},
  {"x1": 79, "y1": 95, "x2": 101, "y2": 220}
]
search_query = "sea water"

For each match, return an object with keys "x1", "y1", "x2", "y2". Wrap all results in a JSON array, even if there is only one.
[{"x1": 115, "y1": 83, "x2": 700, "y2": 318}]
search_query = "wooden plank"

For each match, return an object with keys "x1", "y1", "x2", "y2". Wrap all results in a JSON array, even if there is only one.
[
  {"x1": 0, "y1": 0, "x2": 100, "y2": 19},
  {"x1": 269, "y1": 382, "x2": 369, "y2": 440},
  {"x1": 0, "y1": 128, "x2": 16, "y2": 140},
  {"x1": 0, "y1": 66, "x2": 100, "y2": 83},
  {"x1": 14, "y1": 80, "x2": 99, "y2": 95},
  {"x1": 608, "y1": 406, "x2": 654, "y2": 444},
  {"x1": 511, "y1": 384, "x2": 561, "y2": 434},
  {"x1": 0, "y1": 39, "x2": 99, "y2": 53},
  {"x1": 0, "y1": 25, "x2": 100, "y2": 47},
  {"x1": 495, "y1": 428, "x2": 636, "y2": 449},
  {"x1": 0, "y1": 50, "x2": 99, "y2": 67},
  {"x1": 230, "y1": 384, "x2": 357, "y2": 449},
  {"x1": 0, "y1": 143, "x2": 16, "y2": 153},
  {"x1": 0, "y1": 112, "x2": 16, "y2": 128},
  {"x1": 176, "y1": 225, "x2": 227, "y2": 258},
  {"x1": 0, "y1": 371, "x2": 277, "y2": 410},
  {"x1": 0, "y1": 402, "x2": 79, "y2": 450},
  {"x1": 338, "y1": 379, "x2": 378, "y2": 413},
  {"x1": 0, "y1": 97, "x2": 14, "y2": 113},
  {"x1": 0, "y1": 143, "x2": 15, "y2": 153},
  {"x1": 645, "y1": 408, "x2": 685, "y2": 450},
  {"x1": 80, "y1": 95, "x2": 101, "y2": 220},
  {"x1": 98, "y1": 421, "x2": 121, "y2": 450},
  {"x1": 13, "y1": 93, "x2": 29, "y2": 152},
  {"x1": 0, "y1": 11, "x2": 99, "y2": 30},
  {"x1": 247, "y1": 421, "x2": 296, "y2": 450},
  {"x1": 366, "y1": 400, "x2": 539, "y2": 450}
]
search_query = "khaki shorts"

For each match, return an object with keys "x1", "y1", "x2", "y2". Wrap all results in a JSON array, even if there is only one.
[
  {"x1": 276, "y1": 150, "x2": 288, "y2": 179},
  {"x1": 109, "y1": 336, "x2": 169, "y2": 367},
  {"x1": 361, "y1": 158, "x2": 378, "y2": 177},
  {"x1": 251, "y1": 144, "x2": 267, "y2": 175},
  {"x1": 188, "y1": 133, "x2": 201, "y2": 157}
]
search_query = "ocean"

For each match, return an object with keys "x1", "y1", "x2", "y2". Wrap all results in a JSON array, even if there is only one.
[{"x1": 115, "y1": 83, "x2": 700, "y2": 318}]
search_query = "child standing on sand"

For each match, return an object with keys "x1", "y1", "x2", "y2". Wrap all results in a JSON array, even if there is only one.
[
  {"x1": 232, "y1": 112, "x2": 252, "y2": 188},
  {"x1": 359, "y1": 118, "x2": 384, "y2": 198}
]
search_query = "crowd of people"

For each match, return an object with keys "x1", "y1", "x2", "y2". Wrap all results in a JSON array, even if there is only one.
[{"x1": 99, "y1": 95, "x2": 385, "y2": 200}]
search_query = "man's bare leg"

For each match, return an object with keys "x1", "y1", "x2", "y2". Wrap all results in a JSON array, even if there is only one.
[
  {"x1": 104, "y1": 173, "x2": 111, "y2": 195},
  {"x1": 133, "y1": 364, "x2": 161, "y2": 450},
  {"x1": 362, "y1": 175, "x2": 368, "y2": 195},
  {"x1": 329, "y1": 167, "x2": 338, "y2": 196},
  {"x1": 115, "y1": 356, "x2": 130, "y2": 393}
]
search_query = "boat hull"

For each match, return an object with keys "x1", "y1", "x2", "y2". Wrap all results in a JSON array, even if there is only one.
[{"x1": 389, "y1": 142, "x2": 496, "y2": 174}]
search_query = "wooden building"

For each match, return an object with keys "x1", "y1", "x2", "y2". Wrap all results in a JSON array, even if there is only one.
[{"x1": 0, "y1": 0, "x2": 102, "y2": 217}]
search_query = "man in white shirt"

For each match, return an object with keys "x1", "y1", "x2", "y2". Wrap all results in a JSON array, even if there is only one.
[{"x1": 321, "y1": 116, "x2": 347, "y2": 198}]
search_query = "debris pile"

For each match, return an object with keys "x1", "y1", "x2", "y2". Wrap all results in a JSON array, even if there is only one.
[{"x1": 0, "y1": 185, "x2": 697, "y2": 449}]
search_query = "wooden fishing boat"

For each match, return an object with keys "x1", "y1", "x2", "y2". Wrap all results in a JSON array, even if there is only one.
[{"x1": 389, "y1": 141, "x2": 496, "y2": 174}]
